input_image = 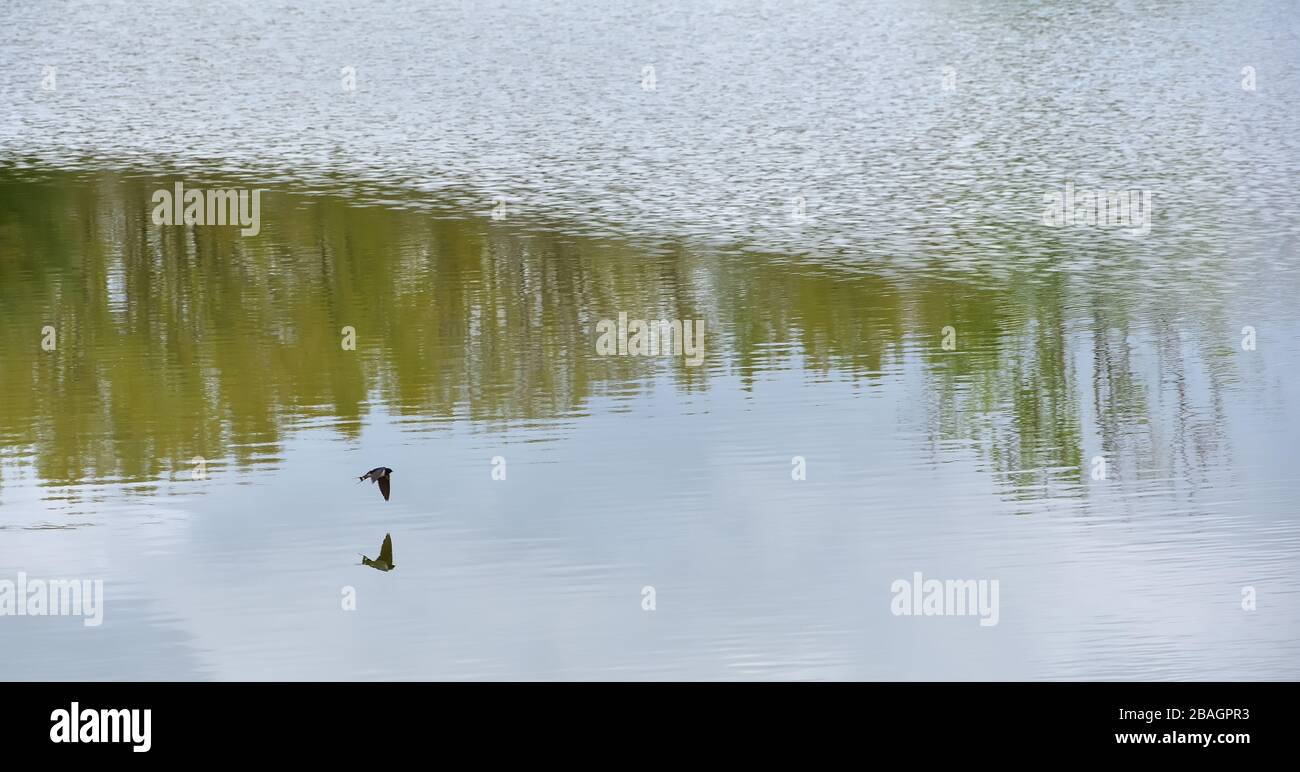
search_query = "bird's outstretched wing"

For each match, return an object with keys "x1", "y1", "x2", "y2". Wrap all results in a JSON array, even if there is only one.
[
  {"x1": 378, "y1": 475, "x2": 391, "y2": 501},
  {"x1": 378, "y1": 533, "x2": 393, "y2": 564}
]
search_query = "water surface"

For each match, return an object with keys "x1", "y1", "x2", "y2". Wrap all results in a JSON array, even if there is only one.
[{"x1": 0, "y1": 0, "x2": 1298, "y2": 679}]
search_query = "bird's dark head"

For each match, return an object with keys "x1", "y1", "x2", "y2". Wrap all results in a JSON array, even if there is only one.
[{"x1": 385, "y1": 468, "x2": 394, "y2": 475}]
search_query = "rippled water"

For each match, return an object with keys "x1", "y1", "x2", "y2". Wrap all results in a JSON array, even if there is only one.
[{"x1": 1, "y1": 1, "x2": 1298, "y2": 679}]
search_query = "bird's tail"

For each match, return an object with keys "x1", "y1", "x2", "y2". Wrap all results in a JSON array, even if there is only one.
[{"x1": 357, "y1": 476, "x2": 365, "y2": 482}]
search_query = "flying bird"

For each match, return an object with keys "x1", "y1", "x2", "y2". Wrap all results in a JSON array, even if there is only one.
[
  {"x1": 358, "y1": 467, "x2": 393, "y2": 501},
  {"x1": 360, "y1": 533, "x2": 395, "y2": 571}
]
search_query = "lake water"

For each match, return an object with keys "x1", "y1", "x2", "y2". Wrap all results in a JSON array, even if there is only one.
[{"x1": 1, "y1": 0, "x2": 1298, "y2": 680}]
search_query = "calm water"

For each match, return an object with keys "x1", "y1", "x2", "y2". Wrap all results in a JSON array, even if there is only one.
[{"x1": 1, "y1": 1, "x2": 1298, "y2": 680}]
